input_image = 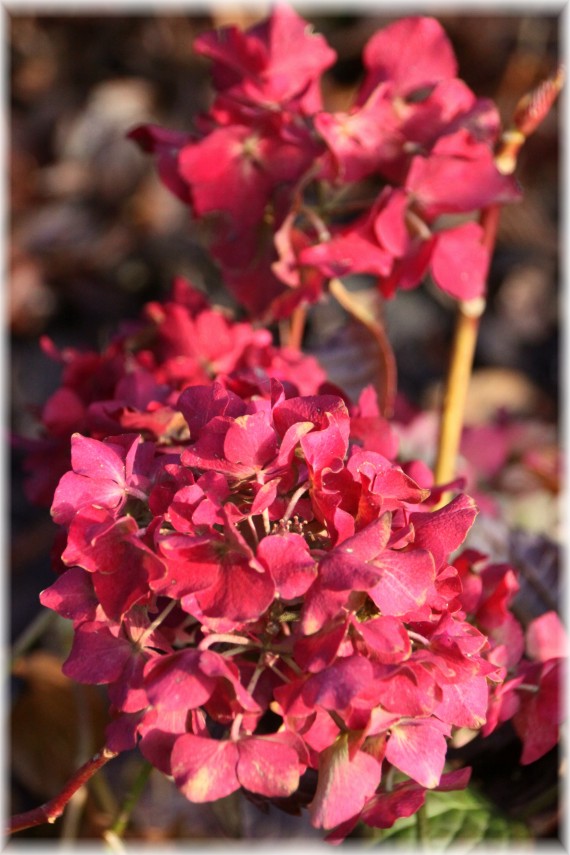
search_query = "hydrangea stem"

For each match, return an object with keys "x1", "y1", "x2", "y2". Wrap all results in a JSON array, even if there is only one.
[
  {"x1": 434, "y1": 67, "x2": 563, "y2": 491},
  {"x1": 288, "y1": 304, "x2": 308, "y2": 351},
  {"x1": 8, "y1": 747, "x2": 118, "y2": 834},
  {"x1": 106, "y1": 760, "x2": 153, "y2": 840},
  {"x1": 416, "y1": 802, "x2": 430, "y2": 847},
  {"x1": 433, "y1": 295, "x2": 486, "y2": 490},
  {"x1": 329, "y1": 277, "x2": 397, "y2": 417},
  {"x1": 282, "y1": 480, "x2": 310, "y2": 524}
]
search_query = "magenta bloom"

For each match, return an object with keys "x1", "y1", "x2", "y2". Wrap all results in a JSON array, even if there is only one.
[
  {"x1": 131, "y1": 8, "x2": 520, "y2": 319},
  {"x1": 38, "y1": 367, "x2": 558, "y2": 837},
  {"x1": 26, "y1": 6, "x2": 562, "y2": 842}
]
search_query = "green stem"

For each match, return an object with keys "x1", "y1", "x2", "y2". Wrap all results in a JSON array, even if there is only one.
[
  {"x1": 108, "y1": 760, "x2": 153, "y2": 839},
  {"x1": 416, "y1": 803, "x2": 430, "y2": 848}
]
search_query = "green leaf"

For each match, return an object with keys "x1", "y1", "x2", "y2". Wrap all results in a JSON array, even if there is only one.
[{"x1": 363, "y1": 785, "x2": 531, "y2": 850}]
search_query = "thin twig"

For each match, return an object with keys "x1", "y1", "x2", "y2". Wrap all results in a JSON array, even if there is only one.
[
  {"x1": 328, "y1": 277, "x2": 397, "y2": 417},
  {"x1": 288, "y1": 303, "x2": 308, "y2": 351},
  {"x1": 8, "y1": 747, "x2": 118, "y2": 834},
  {"x1": 281, "y1": 480, "x2": 310, "y2": 524},
  {"x1": 107, "y1": 760, "x2": 153, "y2": 839},
  {"x1": 416, "y1": 802, "x2": 430, "y2": 848},
  {"x1": 198, "y1": 632, "x2": 256, "y2": 651}
]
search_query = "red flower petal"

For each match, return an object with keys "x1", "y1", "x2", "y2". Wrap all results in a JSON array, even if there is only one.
[
  {"x1": 430, "y1": 222, "x2": 488, "y2": 301},
  {"x1": 171, "y1": 735, "x2": 240, "y2": 802},
  {"x1": 526, "y1": 611, "x2": 568, "y2": 662},
  {"x1": 361, "y1": 17, "x2": 457, "y2": 100},
  {"x1": 368, "y1": 548, "x2": 435, "y2": 616},
  {"x1": 237, "y1": 734, "x2": 302, "y2": 797},
  {"x1": 257, "y1": 533, "x2": 316, "y2": 600},
  {"x1": 386, "y1": 719, "x2": 450, "y2": 788},
  {"x1": 62, "y1": 621, "x2": 133, "y2": 685},
  {"x1": 309, "y1": 733, "x2": 382, "y2": 829}
]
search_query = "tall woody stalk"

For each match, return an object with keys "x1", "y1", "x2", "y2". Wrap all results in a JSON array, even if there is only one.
[{"x1": 434, "y1": 67, "x2": 564, "y2": 493}]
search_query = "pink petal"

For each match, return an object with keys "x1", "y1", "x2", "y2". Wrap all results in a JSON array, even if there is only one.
[
  {"x1": 194, "y1": 560, "x2": 275, "y2": 626},
  {"x1": 178, "y1": 125, "x2": 271, "y2": 231},
  {"x1": 237, "y1": 735, "x2": 301, "y2": 797},
  {"x1": 315, "y1": 87, "x2": 399, "y2": 184},
  {"x1": 333, "y1": 514, "x2": 393, "y2": 563},
  {"x1": 407, "y1": 131, "x2": 520, "y2": 218},
  {"x1": 62, "y1": 622, "x2": 132, "y2": 684},
  {"x1": 177, "y1": 383, "x2": 246, "y2": 438},
  {"x1": 194, "y1": 5, "x2": 335, "y2": 107},
  {"x1": 369, "y1": 548, "x2": 435, "y2": 616},
  {"x1": 223, "y1": 411, "x2": 278, "y2": 469},
  {"x1": 359, "y1": 784, "x2": 426, "y2": 831},
  {"x1": 256, "y1": 533, "x2": 316, "y2": 599},
  {"x1": 127, "y1": 124, "x2": 192, "y2": 203},
  {"x1": 143, "y1": 650, "x2": 217, "y2": 710},
  {"x1": 430, "y1": 222, "x2": 488, "y2": 301},
  {"x1": 272, "y1": 394, "x2": 349, "y2": 438},
  {"x1": 154, "y1": 535, "x2": 221, "y2": 599},
  {"x1": 300, "y1": 228, "x2": 393, "y2": 279},
  {"x1": 375, "y1": 664, "x2": 438, "y2": 717},
  {"x1": 434, "y1": 677, "x2": 489, "y2": 729},
  {"x1": 39, "y1": 566, "x2": 98, "y2": 625},
  {"x1": 373, "y1": 189, "x2": 410, "y2": 257},
  {"x1": 526, "y1": 611, "x2": 568, "y2": 662},
  {"x1": 293, "y1": 620, "x2": 349, "y2": 673},
  {"x1": 411, "y1": 494, "x2": 478, "y2": 569},
  {"x1": 303, "y1": 655, "x2": 374, "y2": 713},
  {"x1": 356, "y1": 615, "x2": 412, "y2": 664},
  {"x1": 514, "y1": 661, "x2": 562, "y2": 764},
  {"x1": 70, "y1": 433, "x2": 126, "y2": 484},
  {"x1": 301, "y1": 412, "x2": 350, "y2": 472},
  {"x1": 386, "y1": 719, "x2": 450, "y2": 788},
  {"x1": 300, "y1": 581, "x2": 349, "y2": 636},
  {"x1": 171, "y1": 735, "x2": 240, "y2": 802},
  {"x1": 52, "y1": 471, "x2": 124, "y2": 525},
  {"x1": 361, "y1": 17, "x2": 457, "y2": 99},
  {"x1": 310, "y1": 734, "x2": 382, "y2": 829}
]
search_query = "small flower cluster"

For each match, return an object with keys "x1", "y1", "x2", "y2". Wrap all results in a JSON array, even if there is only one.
[
  {"x1": 39, "y1": 360, "x2": 563, "y2": 836},
  {"x1": 131, "y1": 6, "x2": 520, "y2": 320},
  {"x1": 19, "y1": 277, "x2": 330, "y2": 507}
]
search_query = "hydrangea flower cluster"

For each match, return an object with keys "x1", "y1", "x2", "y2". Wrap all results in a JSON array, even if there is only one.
[
  {"x1": 38, "y1": 357, "x2": 563, "y2": 837},
  {"x1": 130, "y1": 6, "x2": 520, "y2": 319},
  {"x1": 16, "y1": 6, "x2": 563, "y2": 842},
  {"x1": 20, "y1": 277, "x2": 329, "y2": 507}
]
